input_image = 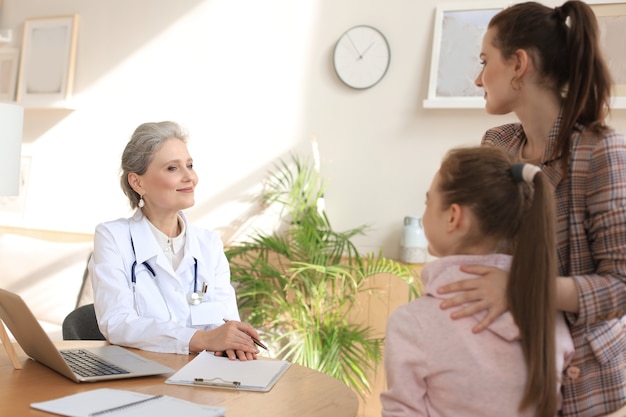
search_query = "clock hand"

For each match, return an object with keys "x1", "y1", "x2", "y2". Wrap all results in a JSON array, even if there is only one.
[
  {"x1": 360, "y1": 42, "x2": 375, "y2": 57},
  {"x1": 346, "y1": 33, "x2": 362, "y2": 59}
]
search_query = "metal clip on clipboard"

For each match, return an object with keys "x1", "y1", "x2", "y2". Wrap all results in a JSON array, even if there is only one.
[{"x1": 193, "y1": 377, "x2": 241, "y2": 388}]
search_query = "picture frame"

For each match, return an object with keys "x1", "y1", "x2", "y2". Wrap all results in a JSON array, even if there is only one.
[
  {"x1": 16, "y1": 15, "x2": 79, "y2": 108},
  {"x1": 588, "y1": 1, "x2": 626, "y2": 109},
  {"x1": 0, "y1": 48, "x2": 19, "y2": 102},
  {"x1": 423, "y1": 2, "x2": 504, "y2": 109}
]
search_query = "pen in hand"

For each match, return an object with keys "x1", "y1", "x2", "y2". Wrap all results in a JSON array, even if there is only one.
[{"x1": 223, "y1": 318, "x2": 268, "y2": 350}]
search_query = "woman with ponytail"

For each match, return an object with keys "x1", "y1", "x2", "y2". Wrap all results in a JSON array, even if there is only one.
[
  {"x1": 381, "y1": 146, "x2": 574, "y2": 417},
  {"x1": 437, "y1": 2, "x2": 626, "y2": 416}
]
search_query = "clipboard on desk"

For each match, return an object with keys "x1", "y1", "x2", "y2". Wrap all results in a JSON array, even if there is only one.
[{"x1": 165, "y1": 351, "x2": 291, "y2": 392}]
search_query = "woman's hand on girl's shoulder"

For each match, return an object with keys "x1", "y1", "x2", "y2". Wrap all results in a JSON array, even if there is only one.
[{"x1": 437, "y1": 265, "x2": 509, "y2": 333}]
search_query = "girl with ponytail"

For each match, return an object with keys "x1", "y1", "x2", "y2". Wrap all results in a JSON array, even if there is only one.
[{"x1": 382, "y1": 146, "x2": 574, "y2": 417}]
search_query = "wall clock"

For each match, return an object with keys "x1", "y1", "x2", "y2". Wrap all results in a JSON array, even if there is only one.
[{"x1": 333, "y1": 25, "x2": 390, "y2": 89}]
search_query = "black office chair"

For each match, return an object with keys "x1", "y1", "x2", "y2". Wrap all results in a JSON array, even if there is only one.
[{"x1": 61, "y1": 303, "x2": 106, "y2": 340}]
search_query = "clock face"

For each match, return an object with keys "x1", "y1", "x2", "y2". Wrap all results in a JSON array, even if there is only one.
[{"x1": 333, "y1": 25, "x2": 390, "y2": 89}]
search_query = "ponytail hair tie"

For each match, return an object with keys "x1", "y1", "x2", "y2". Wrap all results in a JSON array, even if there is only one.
[
  {"x1": 511, "y1": 163, "x2": 541, "y2": 183},
  {"x1": 554, "y1": 5, "x2": 567, "y2": 22}
]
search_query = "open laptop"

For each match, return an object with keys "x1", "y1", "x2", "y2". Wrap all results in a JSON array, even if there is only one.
[{"x1": 0, "y1": 288, "x2": 174, "y2": 382}]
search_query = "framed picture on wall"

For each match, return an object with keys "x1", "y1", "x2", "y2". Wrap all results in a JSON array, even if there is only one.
[
  {"x1": 0, "y1": 48, "x2": 19, "y2": 102},
  {"x1": 16, "y1": 15, "x2": 79, "y2": 108},
  {"x1": 423, "y1": 3, "x2": 503, "y2": 109},
  {"x1": 589, "y1": 1, "x2": 626, "y2": 108}
]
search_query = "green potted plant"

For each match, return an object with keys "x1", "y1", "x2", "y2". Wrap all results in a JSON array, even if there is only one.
[{"x1": 225, "y1": 155, "x2": 420, "y2": 397}]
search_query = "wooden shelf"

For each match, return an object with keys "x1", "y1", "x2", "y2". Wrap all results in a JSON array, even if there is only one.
[{"x1": 0, "y1": 225, "x2": 93, "y2": 242}]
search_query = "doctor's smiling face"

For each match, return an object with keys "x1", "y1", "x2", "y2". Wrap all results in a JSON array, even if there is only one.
[{"x1": 133, "y1": 137, "x2": 198, "y2": 215}]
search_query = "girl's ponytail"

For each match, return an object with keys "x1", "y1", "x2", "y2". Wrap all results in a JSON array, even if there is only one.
[{"x1": 508, "y1": 164, "x2": 558, "y2": 417}]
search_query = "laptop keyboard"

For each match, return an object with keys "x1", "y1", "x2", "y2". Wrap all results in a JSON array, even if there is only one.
[{"x1": 60, "y1": 349, "x2": 130, "y2": 377}]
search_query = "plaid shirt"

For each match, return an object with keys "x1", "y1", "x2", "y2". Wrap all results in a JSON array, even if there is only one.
[{"x1": 482, "y1": 118, "x2": 626, "y2": 417}]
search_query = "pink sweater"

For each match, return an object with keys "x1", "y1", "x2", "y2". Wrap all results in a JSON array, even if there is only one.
[{"x1": 381, "y1": 254, "x2": 575, "y2": 417}]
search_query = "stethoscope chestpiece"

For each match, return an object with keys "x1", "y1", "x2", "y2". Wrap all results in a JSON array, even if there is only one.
[
  {"x1": 188, "y1": 281, "x2": 208, "y2": 306},
  {"x1": 188, "y1": 292, "x2": 203, "y2": 305}
]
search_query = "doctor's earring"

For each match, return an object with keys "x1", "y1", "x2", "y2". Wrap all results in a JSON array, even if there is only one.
[{"x1": 138, "y1": 195, "x2": 145, "y2": 208}]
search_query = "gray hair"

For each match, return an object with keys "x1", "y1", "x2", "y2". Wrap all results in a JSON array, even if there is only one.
[{"x1": 120, "y1": 121, "x2": 188, "y2": 208}]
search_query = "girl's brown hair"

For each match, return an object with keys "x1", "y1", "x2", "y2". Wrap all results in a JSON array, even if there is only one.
[
  {"x1": 489, "y1": 0, "x2": 613, "y2": 166},
  {"x1": 438, "y1": 146, "x2": 558, "y2": 417}
]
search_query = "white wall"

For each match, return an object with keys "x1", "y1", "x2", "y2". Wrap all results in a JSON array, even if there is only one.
[{"x1": 1, "y1": 0, "x2": 625, "y2": 260}]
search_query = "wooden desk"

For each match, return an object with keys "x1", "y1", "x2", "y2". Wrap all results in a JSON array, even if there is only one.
[{"x1": 0, "y1": 341, "x2": 359, "y2": 417}]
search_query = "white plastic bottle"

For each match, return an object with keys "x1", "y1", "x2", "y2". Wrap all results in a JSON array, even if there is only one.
[{"x1": 400, "y1": 216, "x2": 428, "y2": 264}]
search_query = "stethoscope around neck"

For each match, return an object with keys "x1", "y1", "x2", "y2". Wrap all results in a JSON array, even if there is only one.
[{"x1": 130, "y1": 237, "x2": 204, "y2": 320}]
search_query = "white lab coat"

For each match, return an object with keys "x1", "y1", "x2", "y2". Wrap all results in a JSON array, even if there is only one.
[{"x1": 89, "y1": 210, "x2": 240, "y2": 354}]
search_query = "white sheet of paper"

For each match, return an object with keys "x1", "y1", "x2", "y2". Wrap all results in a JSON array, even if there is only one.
[{"x1": 30, "y1": 388, "x2": 225, "y2": 417}]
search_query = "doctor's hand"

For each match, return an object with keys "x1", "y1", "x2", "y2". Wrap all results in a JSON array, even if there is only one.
[
  {"x1": 437, "y1": 265, "x2": 509, "y2": 333},
  {"x1": 190, "y1": 320, "x2": 259, "y2": 361}
]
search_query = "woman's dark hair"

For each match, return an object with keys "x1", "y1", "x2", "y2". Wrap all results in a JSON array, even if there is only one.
[
  {"x1": 439, "y1": 146, "x2": 558, "y2": 416},
  {"x1": 489, "y1": 0, "x2": 613, "y2": 166}
]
